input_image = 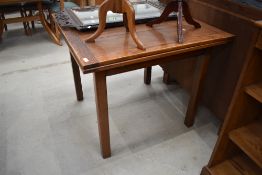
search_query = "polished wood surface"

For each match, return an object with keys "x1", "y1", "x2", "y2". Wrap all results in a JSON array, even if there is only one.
[
  {"x1": 59, "y1": 19, "x2": 233, "y2": 158},
  {"x1": 61, "y1": 21, "x2": 233, "y2": 73}
]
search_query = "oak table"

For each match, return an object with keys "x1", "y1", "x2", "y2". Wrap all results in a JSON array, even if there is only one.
[
  {"x1": 58, "y1": 20, "x2": 233, "y2": 158},
  {"x1": 0, "y1": 0, "x2": 60, "y2": 44}
]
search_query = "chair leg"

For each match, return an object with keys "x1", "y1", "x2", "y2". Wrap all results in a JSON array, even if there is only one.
[
  {"x1": 20, "y1": 9, "x2": 32, "y2": 36},
  {"x1": 49, "y1": 10, "x2": 61, "y2": 45},
  {"x1": 29, "y1": 10, "x2": 35, "y2": 29},
  {"x1": 24, "y1": 10, "x2": 32, "y2": 35},
  {"x1": 1, "y1": 12, "x2": 7, "y2": 31}
]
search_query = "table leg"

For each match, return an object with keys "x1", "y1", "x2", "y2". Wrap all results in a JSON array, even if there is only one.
[
  {"x1": 70, "y1": 53, "x2": 83, "y2": 101},
  {"x1": 163, "y1": 71, "x2": 172, "y2": 84},
  {"x1": 36, "y1": 2, "x2": 61, "y2": 45},
  {"x1": 93, "y1": 71, "x2": 111, "y2": 158},
  {"x1": 144, "y1": 67, "x2": 152, "y2": 85},
  {"x1": 184, "y1": 51, "x2": 210, "y2": 127}
]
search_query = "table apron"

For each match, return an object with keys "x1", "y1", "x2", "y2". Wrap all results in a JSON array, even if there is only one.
[
  {"x1": 104, "y1": 49, "x2": 206, "y2": 76},
  {"x1": 77, "y1": 39, "x2": 230, "y2": 74}
]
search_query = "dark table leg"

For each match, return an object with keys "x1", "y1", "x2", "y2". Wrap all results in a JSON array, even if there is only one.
[
  {"x1": 93, "y1": 71, "x2": 111, "y2": 158},
  {"x1": 70, "y1": 53, "x2": 83, "y2": 101},
  {"x1": 184, "y1": 51, "x2": 210, "y2": 127},
  {"x1": 144, "y1": 67, "x2": 152, "y2": 85},
  {"x1": 163, "y1": 71, "x2": 172, "y2": 84}
]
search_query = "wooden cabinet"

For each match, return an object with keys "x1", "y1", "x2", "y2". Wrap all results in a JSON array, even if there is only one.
[
  {"x1": 201, "y1": 21, "x2": 262, "y2": 175},
  {"x1": 162, "y1": 0, "x2": 262, "y2": 120}
]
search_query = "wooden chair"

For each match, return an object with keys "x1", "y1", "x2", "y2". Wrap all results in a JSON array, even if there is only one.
[
  {"x1": 0, "y1": 11, "x2": 7, "y2": 31},
  {"x1": 21, "y1": 0, "x2": 57, "y2": 31},
  {"x1": 0, "y1": 3, "x2": 33, "y2": 38},
  {"x1": 20, "y1": 0, "x2": 81, "y2": 44}
]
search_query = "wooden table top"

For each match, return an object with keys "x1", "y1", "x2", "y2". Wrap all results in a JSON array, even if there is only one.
[{"x1": 59, "y1": 20, "x2": 234, "y2": 73}]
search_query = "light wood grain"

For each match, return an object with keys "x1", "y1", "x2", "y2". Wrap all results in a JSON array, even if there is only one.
[
  {"x1": 245, "y1": 83, "x2": 262, "y2": 103},
  {"x1": 210, "y1": 160, "x2": 241, "y2": 175},
  {"x1": 229, "y1": 121, "x2": 262, "y2": 168},
  {"x1": 209, "y1": 155, "x2": 262, "y2": 175}
]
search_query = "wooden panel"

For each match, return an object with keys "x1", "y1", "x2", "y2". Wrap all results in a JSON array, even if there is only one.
[
  {"x1": 229, "y1": 122, "x2": 262, "y2": 168},
  {"x1": 210, "y1": 160, "x2": 241, "y2": 175},
  {"x1": 245, "y1": 83, "x2": 262, "y2": 103},
  {"x1": 195, "y1": 0, "x2": 262, "y2": 20},
  {"x1": 231, "y1": 155, "x2": 262, "y2": 175},
  {"x1": 209, "y1": 155, "x2": 262, "y2": 175},
  {"x1": 256, "y1": 31, "x2": 262, "y2": 50},
  {"x1": 164, "y1": 0, "x2": 261, "y2": 120}
]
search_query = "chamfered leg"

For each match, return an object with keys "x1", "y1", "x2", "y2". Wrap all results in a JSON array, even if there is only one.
[
  {"x1": 93, "y1": 71, "x2": 111, "y2": 158},
  {"x1": 184, "y1": 51, "x2": 210, "y2": 127},
  {"x1": 70, "y1": 53, "x2": 83, "y2": 101}
]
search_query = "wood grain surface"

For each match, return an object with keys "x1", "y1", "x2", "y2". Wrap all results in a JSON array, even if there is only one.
[
  {"x1": 245, "y1": 83, "x2": 262, "y2": 103},
  {"x1": 229, "y1": 121, "x2": 262, "y2": 168},
  {"x1": 59, "y1": 20, "x2": 233, "y2": 73}
]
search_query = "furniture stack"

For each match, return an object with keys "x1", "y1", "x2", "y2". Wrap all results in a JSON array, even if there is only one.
[
  {"x1": 0, "y1": 3, "x2": 32, "y2": 35},
  {"x1": 201, "y1": 20, "x2": 262, "y2": 175}
]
